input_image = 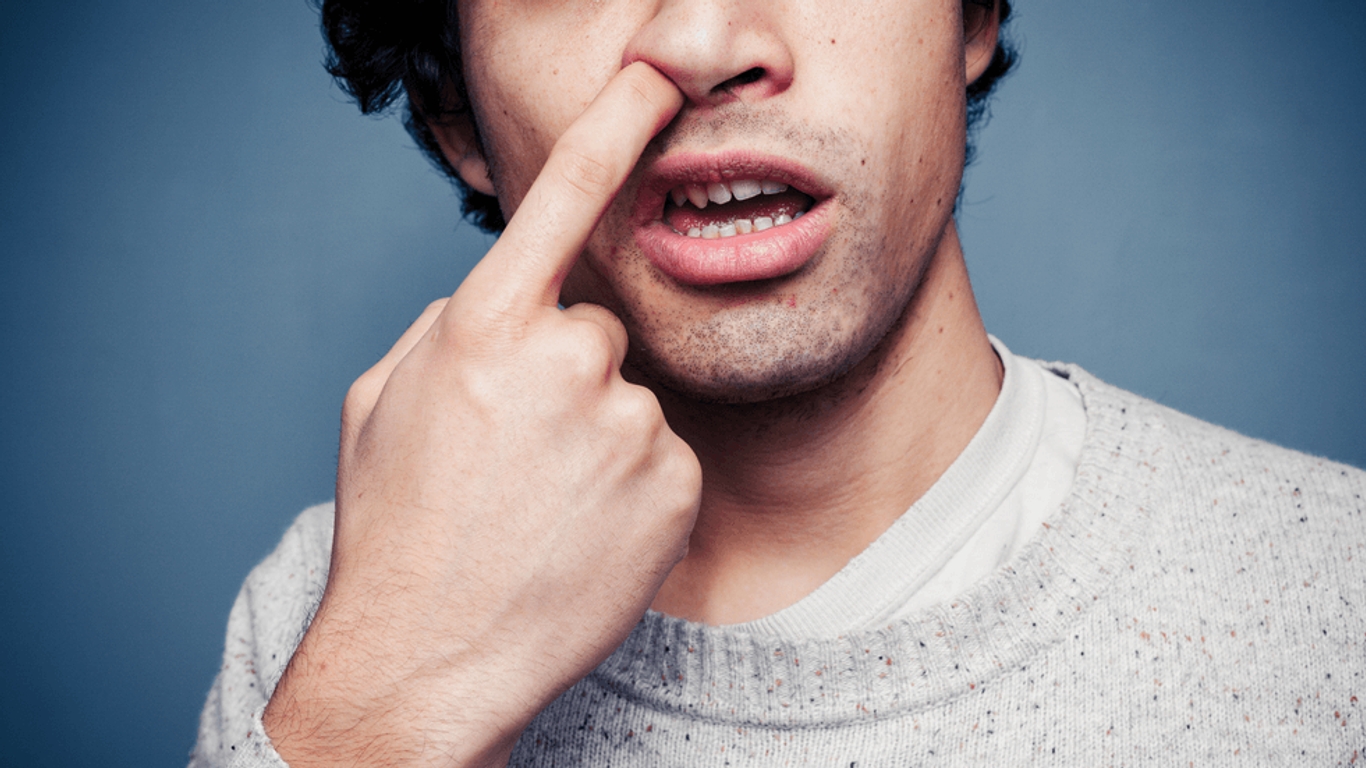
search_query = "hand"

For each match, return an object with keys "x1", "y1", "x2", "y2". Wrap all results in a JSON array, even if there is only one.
[{"x1": 263, "y1": 63, "x2": 695, "y2": 768}]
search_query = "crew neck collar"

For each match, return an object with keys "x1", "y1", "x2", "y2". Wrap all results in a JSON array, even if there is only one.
[
  {"x1": 587, "y1": 364, "x2": 1162, "y2": 726},
  {"x1": 729, "y1": 337, "x2": 1046, "y2": 639}
]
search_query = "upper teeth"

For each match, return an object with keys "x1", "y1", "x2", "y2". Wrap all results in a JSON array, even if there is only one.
[{"x1": 670, "y1": 179, "x2": 789, "y2": 210}]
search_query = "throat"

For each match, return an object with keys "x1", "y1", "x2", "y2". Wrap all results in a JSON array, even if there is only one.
[
  {"x1": 650, "y1": 500, "x2": 868, "y2": 626},
  {"x1": 647, "y1": 220, "x2": 1002, "y2": 628}
]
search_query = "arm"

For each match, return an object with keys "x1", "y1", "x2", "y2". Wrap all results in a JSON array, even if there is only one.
[
  {"x1": 190, "y1": 504, "x2": 333, "y2": 768},
  {"x1": 259, "y1": 64, "x2": 694, "y2": 768}
]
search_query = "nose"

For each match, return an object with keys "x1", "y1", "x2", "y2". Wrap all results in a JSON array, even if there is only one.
[{"x1": 622, "y1": 0, "x2": 793, "y2": 108}]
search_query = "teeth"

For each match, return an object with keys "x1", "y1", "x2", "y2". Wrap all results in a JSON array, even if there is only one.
[
  {"x1": 673, "y1": 211, "x2": 807, "y2": 238},
  {"x1": 670, "y1": 179, "x2": 794, "y2": 210},
  {"x1": 668, "y1": 177, "x2": 810, "y2": 237},
  {"x1": 730, "y1": 180, "x2": 761, "y2": 200}
]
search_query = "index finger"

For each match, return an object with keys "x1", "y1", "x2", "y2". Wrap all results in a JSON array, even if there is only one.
[{"x1": 465, "y1": 62, "x2": 684, "y2": 309}]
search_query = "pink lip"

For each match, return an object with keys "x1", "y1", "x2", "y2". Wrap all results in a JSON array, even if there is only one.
[{"x1": 633, "y1": 151, "x2": 834, "y2": 286}]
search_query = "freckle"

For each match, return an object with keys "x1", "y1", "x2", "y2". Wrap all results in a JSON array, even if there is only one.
[{"x1": 938, "y1": 326, "x2": 944, "y2": 334}]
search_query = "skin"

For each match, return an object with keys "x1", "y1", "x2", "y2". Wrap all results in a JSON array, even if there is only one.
[{"x1": 264, "y1": 1, "x2": 1003, "y2": 766}]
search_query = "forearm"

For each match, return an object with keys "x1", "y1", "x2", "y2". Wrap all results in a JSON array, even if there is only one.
[
  {"x1": 200, "y1": 63, "x2": 695, "y2": 768},
  {"x1": 262, "y1": 615, "x2": 523, "y2": 768}
]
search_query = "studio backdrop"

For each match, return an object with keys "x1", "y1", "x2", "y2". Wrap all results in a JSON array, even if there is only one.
[{"x1": 0, "y1": 1, "x2": 1361, "y2": 766}]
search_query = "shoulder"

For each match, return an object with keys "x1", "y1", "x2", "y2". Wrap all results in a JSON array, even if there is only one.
[
  {"x1": 1073, "y1": 364, "x2": 1361, "y2": 518},
  {"x1": 1054, "y1": 360, "x2": 1364, "y2": 594},
  {"x1": 230, "y1": 502, "x2": 336, "y2": 689},
  {"x1": 191, "y1": 504, "x2": 336, "y2": 766},
  {"x1": 1037, "y1": 365, "x2": 1364, "y2": 741},
  {"x1": 247, "y1": 502, "x2": 336, "y2": 598}
]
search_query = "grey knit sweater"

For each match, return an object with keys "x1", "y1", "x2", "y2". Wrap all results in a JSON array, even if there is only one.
[{"x1": 191, "y1": 364, "x2": 1366, "y2": 766}]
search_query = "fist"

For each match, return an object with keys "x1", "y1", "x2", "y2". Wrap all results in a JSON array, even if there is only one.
[{"x1": 264, "y1": 63, "x2": 696, "y2": 768}]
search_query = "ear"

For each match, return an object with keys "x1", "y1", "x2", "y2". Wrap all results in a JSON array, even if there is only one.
[
  {"x1": 428, "y1": 113, "x2": 496, "y2": 196},
  {"x1": 963, "y1": 0, "x2": 1001, "y2": 87}
]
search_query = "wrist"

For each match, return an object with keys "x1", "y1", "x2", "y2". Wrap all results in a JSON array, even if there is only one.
[{"x1": 263, "y1": 628, "x2": 522, "y2": 768}]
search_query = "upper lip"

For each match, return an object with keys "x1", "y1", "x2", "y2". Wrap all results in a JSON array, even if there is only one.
[{"x1": 632, "y1": 150, "x2": 834, "y2": 226}]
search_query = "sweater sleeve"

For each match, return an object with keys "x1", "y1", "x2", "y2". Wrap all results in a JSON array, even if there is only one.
[{"x1": 189, "y1": 503, "x2": 335, "y2": 768}]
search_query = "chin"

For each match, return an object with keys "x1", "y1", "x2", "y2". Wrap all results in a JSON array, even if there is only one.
[
  {"x1": 622, "y1": 288, "x2": 904, "y2": 407},
  {"x1": 634, "y1": 351, "x2": 854, "y2": 405},
  {"x1": 599, "y1": 180, "x2": 933, "y2": 409}
]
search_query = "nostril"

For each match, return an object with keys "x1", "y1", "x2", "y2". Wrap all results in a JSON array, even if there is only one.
[{"x1": 714, "y1": 67, "x2": 765, "y2": 94}]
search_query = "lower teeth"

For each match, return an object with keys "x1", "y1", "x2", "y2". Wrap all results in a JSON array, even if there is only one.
[{"x1": 681, "y1": 211, "x2": 802, "y2": 238}]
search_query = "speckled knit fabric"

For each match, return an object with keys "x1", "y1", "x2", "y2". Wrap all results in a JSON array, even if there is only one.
[{"x1": 190, "y1": 364, "x2": 1366, "y2": 766}]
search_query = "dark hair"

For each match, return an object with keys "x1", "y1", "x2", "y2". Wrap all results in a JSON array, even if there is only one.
[
  {"x1": 964, "y1": 0, "x2": 1017, "y2": 168},
  {"x1": 319, "y1": 0, "x2": 1017, "y2": 233}
]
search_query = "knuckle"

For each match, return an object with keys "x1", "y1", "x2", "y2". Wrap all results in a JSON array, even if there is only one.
[
  {"x1": 553, "y1": 143, "x2": 617, "y2": 201},
  {"x1": 614, "y1": 384, "x2": 660, "y2": 426},
  {"x1": 567, "y1": 304, "x2": 627, "y2": 342},
  {"x1": 625, "y1": 76, "x2": 652, "y2": 106},
  {"x1": 564, "y1": 300, "x2": 607, "y2": 323},
  {"x1": 342, "y1": 369, "x2": 383, "y2": 421},
  {"x1": 652, "y1": 440, "x2": 702, "y2": 528},
  {"x1": 438, "y1": 304, "x2": 516, "y2": 357},
  {"x1": 555, "y1": 321, "x2": 617, "y2": 381},
  {"x1": 657, "y1": 428, "x2": 701, "y2": 478},
  {"x1": 669, "y1": 441, "x2": 704, "y2": 494},
  {"x1": 623, "y1": 74, "x2": 662, "y2": 116},
  {"x1": 597, "y1": 310, "x2": 629, "y2": 342}
]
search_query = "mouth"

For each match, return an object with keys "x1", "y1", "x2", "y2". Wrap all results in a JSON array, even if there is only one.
[
  {"x1": 633, "y1": 151, "x2": 833, "y2": 286},
  {"x1": 664, "y1": 179, "x2": 814, "y2": 239}
]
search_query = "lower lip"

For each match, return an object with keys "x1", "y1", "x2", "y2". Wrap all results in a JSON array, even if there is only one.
[{"x1": 634, "y1": 201, "x2": 832, "y2": 286}]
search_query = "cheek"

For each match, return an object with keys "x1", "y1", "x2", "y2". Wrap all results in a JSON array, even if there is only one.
[
  {"x1": 465, "y1": 72, "x2": 569, "y2": 213},
  {"x1": 791, "y1": 8, "x2": 965, "y2": 234},
  {"x1": 464, "y1": 6, "x2": 639, "y2": 215},
  {"x1": 559, "y1": 243, "x2": 624, "y2": 309}
]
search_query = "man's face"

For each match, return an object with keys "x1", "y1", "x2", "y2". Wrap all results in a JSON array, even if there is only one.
[{"x1": 455, "y1": 0, "x2": 984, "y2": 403}]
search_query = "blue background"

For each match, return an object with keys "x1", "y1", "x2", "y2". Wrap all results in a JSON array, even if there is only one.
[{"x1": 1, "y1": 1, "x2": 1361, "y2": 765}]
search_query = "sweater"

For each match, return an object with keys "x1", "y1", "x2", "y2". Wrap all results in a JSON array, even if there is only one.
[
  {"x1": 735, "y1": 339, "x2": 1088, "y2": 638},
  {"x1": 190, "y1": 363, "x2": 1366, "y2": 766}
]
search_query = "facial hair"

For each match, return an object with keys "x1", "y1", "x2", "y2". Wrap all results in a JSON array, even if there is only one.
[{"x1": 592, "y1": 104, "x2": 941, "y2": 407}]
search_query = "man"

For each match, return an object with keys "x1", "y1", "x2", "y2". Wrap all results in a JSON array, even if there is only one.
[{"x1": 192, "y1": 0, "x2": 1365, "y2": 765}]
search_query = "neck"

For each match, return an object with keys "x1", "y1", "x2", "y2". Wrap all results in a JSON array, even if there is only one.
[{"x1": 649, "y1": 222, "x2": 1002, "y2": 624}]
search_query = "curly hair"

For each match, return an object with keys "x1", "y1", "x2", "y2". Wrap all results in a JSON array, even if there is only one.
[{"x1": 319, "y1": 0, "x2": 1017, "y2": 233}]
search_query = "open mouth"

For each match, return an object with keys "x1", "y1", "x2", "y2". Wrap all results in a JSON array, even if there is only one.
[
  {"x1": 663, "y1": 179, "x2": 816, "y2": 239},
  {"x1": 633, "y1": 151, "x2": 833, "y2": 286}
]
